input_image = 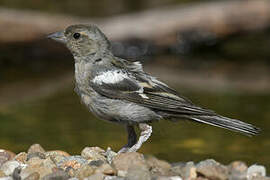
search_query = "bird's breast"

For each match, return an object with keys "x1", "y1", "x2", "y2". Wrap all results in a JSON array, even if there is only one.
[{"x1": 74, "y1": 62, "x2": 92, "y2": 91}]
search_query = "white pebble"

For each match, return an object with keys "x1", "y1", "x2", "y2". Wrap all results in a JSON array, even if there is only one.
[
  {"x1": 247, "y1": 164, "x2": 266, "y2": 178},
  {"x1": 0, "y1": 160, "x2": 20, "y2": 176}
]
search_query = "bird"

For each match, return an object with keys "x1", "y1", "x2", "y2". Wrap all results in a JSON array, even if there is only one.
[{"x1": 48, "y1": 24, "x2": 260, "y2": 153}]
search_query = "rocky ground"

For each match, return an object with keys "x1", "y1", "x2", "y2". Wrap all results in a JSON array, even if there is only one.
[{"x1": 0, "y1": 144, "x2": 268, "y2": 180}]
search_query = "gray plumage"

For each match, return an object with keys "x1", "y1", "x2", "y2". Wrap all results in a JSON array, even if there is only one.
[{"x1": 48, "y1": 24, "x2": 260, "y2": 153}]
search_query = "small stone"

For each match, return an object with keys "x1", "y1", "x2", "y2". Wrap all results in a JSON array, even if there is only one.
[
  {"x1": 247, "y1": 165, "x2": 266, "y2": 178},
  {"x1": 89, "y1": 160, "x2": 104, "y2": 167},
  {"x1": 75, "y1": 164, "x2": 94, "y2": 179},
  {"x1": 105, "y1": 148, "x2": 117, "y2": 164},
  {"x1": 28, "y1": 144, "x2": 45, "y2": 154},
  {"x1": 126, "y1": 166, "x2": 151, "y2": 180},
  {"x1": 155, "y1": 176, "x2": 183, "y2": 180},
  {"x1": 57, "y1": 156, "x2": 87, "y2": 171},
  {"x1": 84, "y1": 173, "x2": 104, "y2": 180},
  {"x1": 112, "y1": 152, "x2": 148, "y2": 174},
  {"x1": 0, "y1": 160, "x2": 21, "y2": 176},
  {"x1": 42, "y1": 157, "x2": 57, "y2": 170},
  {"x1": 46, "y1": 151, "x2": 70, "y2": 158},
  {"x1": 94, "y1": 163, "x2": 116, "y2": 175},
  {"x1": 24, "y1": 172, "x2": 40, "y2": 180},
  {"x1": 196, "y1": 159, "x2": 228, "y2": 180},
  {"x1": 68, "y1": 178, "x2": 79, "y2": 180},
  {"x1": 41, "y1": 170, "x2": 70, "y2": 180},
  {"x1": 228, "y1": 161, "x2": 248, "y2": 180},
  {"x1": 171, "y1": 162, "x2": 197, "y2": 179},
  {"x1": 0, "y1": 177, "x2": 13, "y2": 180},
  {"x1": 14, "y1": 153, "x2": 27, "y2": 164},
  {"x1": 0, "y1": 150, "x2": 15, "y2": 167},
  {"x1": 145, "y1": 155, "x2": 172, "y2": 176},
  {"x1": 81, "y1": 147, "x2": 106, "y2": 162},
  {"x1": 104, "y1": 176, "x2": 124, "y2": 180},
  {"x1": 12, "y1": 167, "x2": 22, "y2": 180},
  {"x1": 27, "y1": 152, "x2": 46, "y2": 161},
  {"x1": 26, "y1": 157, "x2": 44, "y2": 166},
  {"x1": 0, "y1": 170, "x2": 5, "y2": 177},
  {"x1": 20, "y1": 163, "x2": 52, "y2": 179}
]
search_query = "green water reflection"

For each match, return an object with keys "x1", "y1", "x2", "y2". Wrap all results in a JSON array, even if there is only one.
[{"x1": 0, "y1": 86, "x2": 269, "y2": 168}]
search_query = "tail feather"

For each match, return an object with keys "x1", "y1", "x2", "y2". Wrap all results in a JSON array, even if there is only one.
[{"x1": 188, "y1": 115, "x2": 260, "y2": 136}]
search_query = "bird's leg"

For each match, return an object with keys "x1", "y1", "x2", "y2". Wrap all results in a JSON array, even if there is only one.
[
  {"x1": 118, "y1": 125, "x2": 137, "y2": 153},
  {"x1": 127, "y1": 123, "x2": 152, "y2": 152}
]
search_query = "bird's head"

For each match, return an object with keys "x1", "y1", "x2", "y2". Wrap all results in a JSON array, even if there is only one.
[{"x1": 48, "y1": 24, "x2": 111, "y2": 58}]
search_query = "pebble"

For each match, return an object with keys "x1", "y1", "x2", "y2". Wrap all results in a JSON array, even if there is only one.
[
  {"x1": 112, "y1": 152, "x2": 148, "y2": 174},
  {"x1": 228, "y1": 161, "x2": 248, "y2": 180},
  {"x1": 126, "y1": 166, "x2": 151, "y2": 180},
  {"x1": 247, "y1": 164, "x2": 266, "y2": 178},
  {"x1": 0, "y1": 177, "x2": 12, "y2": 180},
  {"x1": 27, "y1": 144, "x2": 45, "y2": 154},
  {"x1": 104, "y1": 176, "x2": 124, "y2": 180},
  {"x1": 94, "y1": 163, "x2": 116, "y2": 175},
  {"x1": 24, "y1": 172, "x2": 40, "y2": 180},
  {"x1": 155, "y1": 176, "x2": 183, "y2": 180},
  {"x1": 81, "y1": 147, "x2": 106, "y2": 162},
  {"x1": 74, "y1": 164, "x2": 94, "y2": 179},
  {"x1": 84, "y1": 173, "x2": 104, "y2": 180},
  {"x1": 0, "y1": 160, "x2": 21, "y2": 176},
  {"x1": 145, "y1": 155, "x2": 172, "y2": 176},
  {"x1": 41, "y1": 170, "x2": 70, "y2": 180},
  {"x1": 14, "y1": 152, "x2": 27, "y2": 164},
  {"x1": 171, "y1": 161, "x2": 197, "y2": 179},
  {"x1": 57, "y1": 156, "x2": 87, "y2": 170},
  {"x1": 0, "y1": 145, "x2": 269, "y2": 180},
  {"x1": 0, "y1": 150, "x2": 15, "y2": 167},
  {"x1": 196, "y1": 159, "x2": 228, "y2": 180}
]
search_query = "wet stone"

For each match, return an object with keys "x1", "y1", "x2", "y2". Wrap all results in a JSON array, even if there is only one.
[
  {"x1": 196, "y1": 159, "x2": 228, "y2": 180},
  {"x1": 28, "y1": 144, "x2": 45, "y2": 154}
]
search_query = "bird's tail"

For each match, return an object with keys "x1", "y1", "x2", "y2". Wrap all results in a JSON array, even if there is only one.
[{"x1": 183, "y1": 115, "x2": 260, "y2": 136}]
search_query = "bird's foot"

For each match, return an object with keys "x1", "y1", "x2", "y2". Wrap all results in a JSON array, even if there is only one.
[
  {"x1": 121, "y1": 123, "x2": 152, "y2": 153},
  {"x1": 117, "y1": 146, "x2": 130, "y2": 154}
]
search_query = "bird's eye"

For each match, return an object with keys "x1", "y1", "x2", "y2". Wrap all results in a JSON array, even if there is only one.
[{"x1": 73, "y1": 33, "x2": 81, "y2": 39}]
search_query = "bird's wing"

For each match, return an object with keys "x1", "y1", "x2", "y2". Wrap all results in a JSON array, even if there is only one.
[{"x1": 90, "y1": 69, "x2": 215, "y2": 116}]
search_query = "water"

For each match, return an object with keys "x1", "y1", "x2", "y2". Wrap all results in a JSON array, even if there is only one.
[{"x1": 1, "y1": 85, "x2": 269, "y2": 167}]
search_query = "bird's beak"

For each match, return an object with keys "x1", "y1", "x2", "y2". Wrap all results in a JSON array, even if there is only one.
[{"x1": 47, "y1": 31, "x2": 67, "y2": 43}]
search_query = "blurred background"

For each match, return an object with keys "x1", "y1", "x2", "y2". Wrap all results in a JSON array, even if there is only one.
[{"x1": 0, "y1": 0, "x2": 270, "y2": 168}]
